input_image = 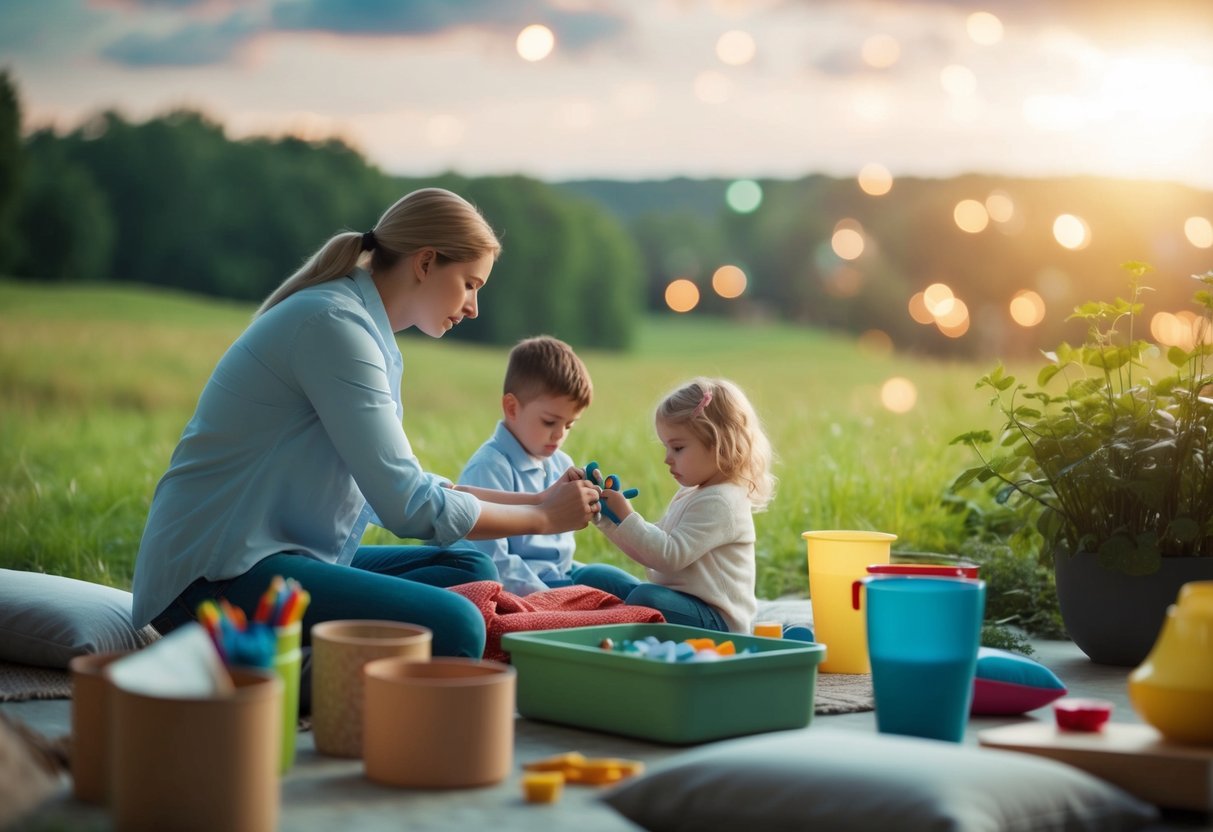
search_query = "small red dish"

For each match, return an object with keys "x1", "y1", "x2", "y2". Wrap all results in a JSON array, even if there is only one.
[{"x1": 1053, "y1": 698, "x2": 1113, "y2": 732}]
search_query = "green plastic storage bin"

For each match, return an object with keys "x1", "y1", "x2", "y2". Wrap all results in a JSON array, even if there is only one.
[{"x1": 501, "y1": 623, "x2": 826, "y2": 744}]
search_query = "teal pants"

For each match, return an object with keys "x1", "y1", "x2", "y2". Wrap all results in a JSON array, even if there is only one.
[{"x1": 150, "y1": 545, "x2": 497, "y2": 658}]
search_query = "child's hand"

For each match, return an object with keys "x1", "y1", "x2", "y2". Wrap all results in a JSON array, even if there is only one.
[{"x1": 599, "y1": 488, "x2": 634, "y2": 523}]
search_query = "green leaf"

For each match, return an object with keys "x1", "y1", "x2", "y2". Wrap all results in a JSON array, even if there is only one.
[
  {"x1": 1167, "y1": 346, "x2": 1191, "y2": 367},
  {"x1": 950, "y1": 430, "x2": 992, "y2": 446},
  {"x1": 951, "y1": 467, "x2": 986, "y2": 490},
  {"x1": 1122, "y1": 260, "x2": 1153, "y2": 278},
  {"x1": 1169, "y1": 517, "x2": 1201, "y2": 543},
  {"x1": 1037, "y1": 364, "x2": 1062, "y2": 386}
]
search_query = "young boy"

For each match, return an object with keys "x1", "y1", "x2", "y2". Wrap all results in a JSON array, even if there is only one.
[{"x1": 457, "y1": 336, "x2": 593, "y2": 595}]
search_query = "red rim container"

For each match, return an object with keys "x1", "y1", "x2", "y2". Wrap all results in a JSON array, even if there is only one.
[{"x1": 867, "y1": 563, "x2": 980, "y2": 579}]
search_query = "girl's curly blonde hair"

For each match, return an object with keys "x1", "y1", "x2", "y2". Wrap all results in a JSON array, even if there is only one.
[{"x1": 655, "y1": 377, "x2": 776, "y2": 510}]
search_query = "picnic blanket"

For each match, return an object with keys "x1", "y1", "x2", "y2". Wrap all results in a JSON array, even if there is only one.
[{"x1": 449, "y1": 581, "x2": 665, "y2": 663}]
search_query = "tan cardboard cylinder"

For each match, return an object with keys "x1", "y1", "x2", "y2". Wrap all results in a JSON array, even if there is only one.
[
  {"x1": 68, "y1": 651, "x2": 130, "y2": 804},
  {"x1": 108, "y1": 667, "x2": 281, "y2": 832},
  {"x1": 363, "y1": 657, "x2": 516, "y2": 788},
  {"x1": 311, "y1": 620, "x2": 432, "y2": 758}
]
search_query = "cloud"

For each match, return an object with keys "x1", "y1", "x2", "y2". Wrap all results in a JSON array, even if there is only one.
[
  {"x1": 270, "y1": 0, "x2": 628, "y2": 51},
  {"x1": 101, "y1": 12, "x2": 262, "y2": 65},
  {"x1": 95, "y1": 0, "x2": 629, "y2": 68}
]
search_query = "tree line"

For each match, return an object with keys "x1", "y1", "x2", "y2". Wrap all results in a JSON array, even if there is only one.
[{"x1": 2, "y1": 70, "x2": 1211, "y2": 357}]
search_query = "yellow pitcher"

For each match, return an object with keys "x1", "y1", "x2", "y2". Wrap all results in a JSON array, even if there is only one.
[{"x1": 803, "y1": 530, "x2": 896, "y2": 673}]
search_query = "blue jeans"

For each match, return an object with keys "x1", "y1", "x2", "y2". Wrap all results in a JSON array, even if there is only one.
[
  {"x1": 150, "y1": 545, "x2": 498, "y2": 658},
  {"x1": 573, "y1": 563, "x2": 728, "y2": 631}
]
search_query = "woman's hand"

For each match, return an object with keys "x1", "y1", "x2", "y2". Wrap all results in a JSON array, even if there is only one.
[
  {"x1": 556, "y1": 464, "x2": 587, "y2": 484},
  {"x1": 539, "y1": 479, "x2": 602, "y2": 533}
]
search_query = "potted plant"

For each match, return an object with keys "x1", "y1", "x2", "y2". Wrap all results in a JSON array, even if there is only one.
[{"x1": 952, "y1": 262, "x2": 1213, "y2": 666}]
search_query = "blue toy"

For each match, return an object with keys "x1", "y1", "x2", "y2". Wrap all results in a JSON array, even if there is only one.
[{"x1": 585, "y1": 461, "x2": 639, "y2": 524}]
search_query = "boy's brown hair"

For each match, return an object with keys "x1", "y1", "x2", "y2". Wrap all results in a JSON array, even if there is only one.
[{"x1": 503, "y1": 336, "x2": 593, "y2": 409}]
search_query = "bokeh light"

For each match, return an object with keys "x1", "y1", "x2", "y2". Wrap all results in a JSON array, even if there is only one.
[
  {"x1": 664, "y1": 279, "x2": 700, "y2": 313},
  {"x1": 858, "y1": 329, "x2": 894, "y2": 358},
  {"x1": 1053, "y1": 214, "x2": 1091, "y2": 250},
  {"x1": 1185, "y1": 216, "x2": 1213, "y2": 248},
  {"x1": 953, "y1": 199, "x2": 990, "y2": 233},
  {"x1": 726, "y1": 179, "x2": 763, "y2": 213},
  {"x1": 858, "y1": 162, "x2": 893, "y2": 196},
  {"x1": 881, "y1": 377, "x2": 918, "y2": 413},
  {"x1": 516, "y1": 25, "x2": 555, "y2": 62},
  {"x1": 966, "y1": 12, "x2": 1004, "y2": 45},
  {"x1": 712, "y1": 265, "x2": 747, "y2": 298},
  {"x1": 693, "y1": 70, "x2": 732, "y2": 104},
  {"x1": 923, "y1": 282, "x2": 955, "y2": 316},
  {"x1": 1009, "y1": 290, "x2": 1046, "y2": 327},
  {"x1": 985, "y1": 191, "x2": 1015, "y2": 223},
  {"x1": 716, "y1": 30, "x2": 756, "y2": 66},
  {"x1": 935, "y1": 297, "x2": 970, "y2": 334},
  {"x1": 831, "y1": 221, "x2": 865, "y2": 260},
  {"x1": 940, "y1": 64, "x2": 977, "y2": 97},
  {"x1": 822, "y1": 265, "x2": 863, "y2": 298},
  {"x1": 908, "y1": 292, "x2": 934, "y2": 324},
  {"x1": 1152, "y1": 310, "x2": 1212, "y2": 350},
  {"x1": 861, "y1": 34, "x2": 901, "y2": 69}
]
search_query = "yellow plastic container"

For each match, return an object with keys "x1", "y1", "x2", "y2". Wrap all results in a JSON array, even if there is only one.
[{"x1": 803, "y1": 530, "x2": 896, "y2": 674}]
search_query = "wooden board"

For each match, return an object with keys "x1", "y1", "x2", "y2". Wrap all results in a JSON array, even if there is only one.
[{"x1": 978, "y1": 721, "x2": 1213, "y2": 812}]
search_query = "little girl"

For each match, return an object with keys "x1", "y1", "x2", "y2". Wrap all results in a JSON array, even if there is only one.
[{"x1": 575, "y1": 377, "x2": 775, "y2": 633}]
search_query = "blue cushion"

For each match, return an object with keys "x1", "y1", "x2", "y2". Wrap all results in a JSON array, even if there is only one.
[{"x1": 971, "y1": 647, "x2": 1067, "y2": 715}]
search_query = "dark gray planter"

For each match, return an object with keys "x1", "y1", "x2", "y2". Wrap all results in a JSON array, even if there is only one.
[{"x1": 1053, "y1": 552, "x2": 1213, "y2": 667}]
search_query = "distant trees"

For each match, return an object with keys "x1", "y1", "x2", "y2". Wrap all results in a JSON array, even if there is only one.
[{"x1": 0, "y1": 97, "x2": 644, "y2": 350}]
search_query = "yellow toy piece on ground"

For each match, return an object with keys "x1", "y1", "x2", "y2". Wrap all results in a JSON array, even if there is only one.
[
  {"x1": 523, "y1": 752, "x2": 645, "y2": 787},
  {"x1": 521, "y1": 771, "x2": 565, "y2": 804}
]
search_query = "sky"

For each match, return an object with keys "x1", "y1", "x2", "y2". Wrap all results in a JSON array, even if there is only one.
[{"x1": 3, "y1": 0, "x2": 1213, "y2": 187}]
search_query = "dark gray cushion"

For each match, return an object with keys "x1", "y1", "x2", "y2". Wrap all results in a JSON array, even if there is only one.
[
  {"x1": 601, "y1": 728, "x2": 1159, "y2": 832},
  {"x1": 0, "y1": 569, "x2": 159, "y2": 668}
]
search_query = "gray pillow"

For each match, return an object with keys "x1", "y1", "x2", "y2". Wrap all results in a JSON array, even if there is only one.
[
  {"x1": 0, "y1": 569, "x2": 160, "y2": 669},
  {"x1": 601, "y1": 728, "x2": 1159, "y2": 832}
]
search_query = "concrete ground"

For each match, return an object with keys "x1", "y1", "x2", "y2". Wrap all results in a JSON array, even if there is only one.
[{"x1": 3, "y1": 637, "x2": 1211, "y2": 832}]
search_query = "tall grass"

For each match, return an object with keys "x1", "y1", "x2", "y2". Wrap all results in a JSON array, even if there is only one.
[{"x1": 1, "y1": 279, "x2": 1002, "y2": 599}]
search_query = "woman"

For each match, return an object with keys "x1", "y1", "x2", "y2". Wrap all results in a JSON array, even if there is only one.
[{"x1": 132, "y1": 188, "x2": 602, "y2": 658}]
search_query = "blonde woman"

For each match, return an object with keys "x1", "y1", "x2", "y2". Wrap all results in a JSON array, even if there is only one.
[
  {"x1": 132, "y1": 188, "x2": 602, "y2": 659},
  {"x1": 576, "y1": 377, "x2": 775, "y2": 633}
]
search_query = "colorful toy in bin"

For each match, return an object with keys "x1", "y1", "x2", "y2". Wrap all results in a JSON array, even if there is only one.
[
  {"x1": 503, "y1": 623, "x2": 826, "y2": 744},
  {"x1": 585, "y1": 461, "x2": 639, "y2": 524}
]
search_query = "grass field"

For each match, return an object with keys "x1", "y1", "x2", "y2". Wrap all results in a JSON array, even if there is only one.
[{"x1": 0, "y1": 278, "x2": 1014, "y2": 601}]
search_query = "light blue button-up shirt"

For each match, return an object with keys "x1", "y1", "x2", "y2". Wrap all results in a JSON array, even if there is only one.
[
  {"x1": 131, "y1": 268, "x2": 480, "y2": 627},
  {"x1": 457, "y1": 421, "x2": 575, "y2": 595}
]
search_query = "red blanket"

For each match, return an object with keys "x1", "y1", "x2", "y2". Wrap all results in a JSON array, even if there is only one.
[{"x1": 449, "y1": 581, "x2": 665, "y2": 663}]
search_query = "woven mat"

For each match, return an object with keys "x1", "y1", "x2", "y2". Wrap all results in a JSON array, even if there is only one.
[
  {"x1": 814, "y1": 672, "x2": 874, "y2": 715},
  {"x1": 0, "y1": 662, "x2": 72, "y2": 702}
]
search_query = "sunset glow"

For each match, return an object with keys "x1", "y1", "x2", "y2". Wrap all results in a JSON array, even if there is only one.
[{"x1": 4, "y1": 3, "x2": 1213, "y2": 186}]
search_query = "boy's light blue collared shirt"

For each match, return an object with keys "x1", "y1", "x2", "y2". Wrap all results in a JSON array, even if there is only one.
[
  {"x1": 131, "y1": 268, "x2": 480, "y2": 627},
  {"x1": 458, "y1": 420, "x2": 575, "y2": 596}
]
